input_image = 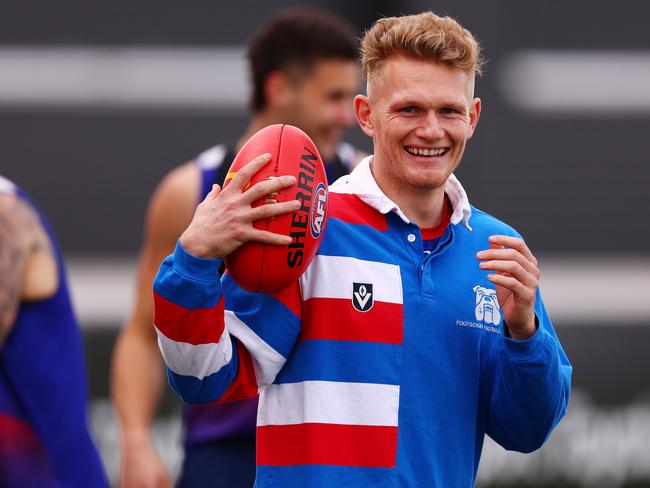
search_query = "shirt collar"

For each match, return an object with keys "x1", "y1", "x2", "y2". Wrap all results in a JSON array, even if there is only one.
[{"x1": 330, "y1": 155, "x2": 473, "y2": 230}]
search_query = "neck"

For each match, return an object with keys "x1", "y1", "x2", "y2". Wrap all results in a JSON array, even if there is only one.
[{"x1": 370, "y1": 161, "x2": 448, "y2": 228}]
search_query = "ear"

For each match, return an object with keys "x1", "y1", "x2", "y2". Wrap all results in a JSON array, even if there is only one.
[
  {"x1": 472, "y1": 285, "x2": 479, "y2": 293},
  {"x1": 264, "y1": 70, "x2": 292, "y2": 110},
  {"x1": 354, "y1": 94, "x2": 374, "y2": 138},
  {"x1": 466, "y1": 98, "x2": 481, "y2": 139}
]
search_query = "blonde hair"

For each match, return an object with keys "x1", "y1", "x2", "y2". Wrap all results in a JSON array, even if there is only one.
[{"x1": 360, "y1": 12, "x2": 484, "y2": 79}]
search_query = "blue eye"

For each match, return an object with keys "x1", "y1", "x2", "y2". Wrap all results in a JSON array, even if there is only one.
[{"x1": 401, "y1": 106, "x2": 417, "y2": 113}]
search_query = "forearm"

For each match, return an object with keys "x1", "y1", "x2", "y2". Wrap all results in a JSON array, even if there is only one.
[
  {"x1": 154, "y1": 241, "x2": 299, "y2": 404},
  {"x1": 487, "y1": 303, "x2": 572, "y2": 452},
  {"x1": 154, "y1": 242, "x2": 242, "y2": 404},
  {"x1": 111, "y1": 326, "x2": 166, "y2": 440}
]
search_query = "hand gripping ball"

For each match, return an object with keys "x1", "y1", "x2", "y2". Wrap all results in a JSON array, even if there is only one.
[{"x1": 223, "y1": 124, "x2": 329, "y2": 293}]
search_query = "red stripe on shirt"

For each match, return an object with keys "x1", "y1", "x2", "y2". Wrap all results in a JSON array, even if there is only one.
[
  {"x1": 213, "y1": 340, "x2": 259, "y2": 403},
  {"x1": 300, "y1": 297, "x2": 403, "y2": 344},
  {"x1": 257, "y1": 423, "x2": 398, "y2": 467},
  {"x1": 269, "y1": 281, "x2": 302, "y2": 319},
  {"x1": 329, "y1": 193, "x2": 388, "y2": 231},
  {"x1": 153, "y1": 292, "x2": 224, "y2": 345},
  {"x1": 0, "y1": 414, "x2": 42, "y2": 456}
]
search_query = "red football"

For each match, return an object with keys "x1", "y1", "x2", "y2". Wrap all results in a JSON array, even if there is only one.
[{"x1": 223, "y1": 124, "x2": 328, "y2": 293}]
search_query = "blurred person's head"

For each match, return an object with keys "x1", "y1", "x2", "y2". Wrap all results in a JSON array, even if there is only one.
[
  {"x1": 248, "y1": 7, "x2": 359, "y2": 160},
  {"x1": 354, "y1": 12, "x2": 484, "y2": 193}
]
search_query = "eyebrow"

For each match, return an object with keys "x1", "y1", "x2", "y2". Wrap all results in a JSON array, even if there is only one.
[{"x1": 390, "y1": 97, "x2": 468, "y2": 113}]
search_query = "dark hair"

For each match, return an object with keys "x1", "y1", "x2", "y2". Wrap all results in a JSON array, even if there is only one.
[{"x1": 248, "y1": 7, "x2": 358, "y2": 112}]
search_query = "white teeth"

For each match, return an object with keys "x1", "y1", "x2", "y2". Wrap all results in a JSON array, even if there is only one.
[{"x1": 405, "y1": 147, "x2": 446, "y2": 156}]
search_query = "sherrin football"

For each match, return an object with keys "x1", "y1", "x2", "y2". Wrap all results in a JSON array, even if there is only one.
[{"x1": 223, "y1": 124, "x2": 328, "y2": 293}]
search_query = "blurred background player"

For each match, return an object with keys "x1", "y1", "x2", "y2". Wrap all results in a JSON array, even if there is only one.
[
  {"x1": 0, "y1": 175, "x2": 108, "y2": 487},
  {"x1": 111, "y1": 7, "x2": 363, "y2": 488}
]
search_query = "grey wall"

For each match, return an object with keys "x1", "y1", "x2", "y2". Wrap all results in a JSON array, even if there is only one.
[{"x1": 2, "y1": 0, "x2": 649, "y2": 256}]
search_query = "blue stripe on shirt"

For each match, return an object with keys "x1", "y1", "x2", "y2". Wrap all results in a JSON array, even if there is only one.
[
  {"x1": 275, "y1": 340, "x2": 401, "y2": 385},
  {"x1": 222, "y1": 274, "x2": 300, "y2": 359}
]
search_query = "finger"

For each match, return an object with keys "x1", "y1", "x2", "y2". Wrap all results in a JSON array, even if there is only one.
[
  {"x1": 228, "y1": 153, "x2": 272, "y2": 191},
  {"x1": 206, "y1": 183, "x2": 221, "y2": 201},
  {"x1": 479, "y1": 260, "x2": 537, "y2": 287},
  {"x1": 489, "y1": 240, "x2": 504, "y2": 250},
  {"x1": 245, "y1": 228, "x2": 293, "y2": 246},
  {"x1": 488, "y1": 235, "x2": 537, "y2": 265},
  {"x1": 476, "y1": 248, "x2": 540, "y2": 277},
  {"x1": 249, "y1": 199, "x2": 301, "y2": 221},
  {"x1": 243, "y1": 175, "x2": 297, "y2": 204},
  {"x1": 487, "y1": 273, "x2": 535, "y2": 302}
]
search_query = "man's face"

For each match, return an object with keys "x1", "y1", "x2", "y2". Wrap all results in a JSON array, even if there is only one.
[
  {"x1": 355, "y1": 55, "x2": 480, "y2": 194},
  {"x1": 283, "y1": 59, "x2": 359, "y2": 161}
]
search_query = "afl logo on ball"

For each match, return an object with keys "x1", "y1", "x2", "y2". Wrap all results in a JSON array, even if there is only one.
[{"x1": 310, "y1": 182, "x2": 327, "y2": 238}]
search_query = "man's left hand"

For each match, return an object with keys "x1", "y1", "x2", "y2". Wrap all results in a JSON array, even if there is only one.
[{"x1": 476, "y1": 235, "x2": 540, "y2": 340}]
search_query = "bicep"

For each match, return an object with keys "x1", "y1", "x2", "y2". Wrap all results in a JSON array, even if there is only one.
[{"x1": 0, "y1": 197, "x2": 29, "y2": 343}]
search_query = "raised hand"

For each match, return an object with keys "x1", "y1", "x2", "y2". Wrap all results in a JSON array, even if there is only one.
[
  {"x1": 476, "y1": 235, "x2": 540, "y2": 340},
  {"x1": 179, "y1": 153, "x2": 300, "y2": 259}
]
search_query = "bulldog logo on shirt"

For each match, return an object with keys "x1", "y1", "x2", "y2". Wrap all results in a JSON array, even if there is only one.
[
  {"x1": 352, "y1": 282, "x2": 373, "y2": 312},
  {"x1": 472, "y1": 285, "x2": 501, "y2": 325}
]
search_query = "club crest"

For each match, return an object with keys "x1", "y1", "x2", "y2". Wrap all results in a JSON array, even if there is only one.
[
  {"x1": 352, "y1": 282, "x2": 373, "y2": 312},
  {"x1": 472, "y1": 285, "x2": 501, "y2": 325}
]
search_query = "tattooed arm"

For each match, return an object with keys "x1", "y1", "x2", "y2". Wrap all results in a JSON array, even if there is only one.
[{"x1": 0, "y1": 193, "x2": 57, "y2": 347}]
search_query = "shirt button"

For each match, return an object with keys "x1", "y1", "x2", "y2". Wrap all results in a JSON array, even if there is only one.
[{"x1": 407, "y1": 233, "x2": 416, "y2": 243}]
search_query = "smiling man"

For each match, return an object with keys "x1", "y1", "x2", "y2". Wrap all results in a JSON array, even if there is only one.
[{"x1": 152, "y1": 12, "x2": 572, "y2": 487}]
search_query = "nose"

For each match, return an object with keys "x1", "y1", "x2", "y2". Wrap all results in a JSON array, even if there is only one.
[{"x1": 415, "y1": 112, "x2": 445, "y2": 140}]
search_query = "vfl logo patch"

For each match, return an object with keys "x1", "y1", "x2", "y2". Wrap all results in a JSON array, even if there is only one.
[
  {"x1": 352, "y1": 282, "x2": 373, "y2": 312},
  {"x1": 310, "y1": 182, "x2": 327, "y2": 238},
  {"x1": 472, "y1": 285, "x2": 501, "y2": 325}
]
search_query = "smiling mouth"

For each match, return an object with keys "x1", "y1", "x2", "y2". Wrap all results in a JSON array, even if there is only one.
[{"x1": 404, "y1": 146, "x2": 449, "y2": 157}]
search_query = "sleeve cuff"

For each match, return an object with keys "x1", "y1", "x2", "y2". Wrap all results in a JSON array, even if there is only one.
[
  {"x1": 173, "y1": 240, "x2": 223, "y2": 282},
  {"x1": 502, "y1": 315, "x2": 549, "y2": 360}
]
